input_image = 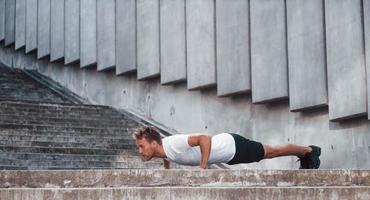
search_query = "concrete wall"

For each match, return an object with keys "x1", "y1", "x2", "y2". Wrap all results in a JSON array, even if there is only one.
[{"x1": 0, "y1": 0, "x2": 369, "y2": 169}]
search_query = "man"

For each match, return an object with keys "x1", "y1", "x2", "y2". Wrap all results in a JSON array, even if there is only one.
[{"x1": 133, "y1": 126, "x2": 321, "y2": 169}]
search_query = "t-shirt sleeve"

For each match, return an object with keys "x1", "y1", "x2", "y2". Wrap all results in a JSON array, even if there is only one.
[{"x1": 168, "y1": 135, "x2": 191, "y2": 153}]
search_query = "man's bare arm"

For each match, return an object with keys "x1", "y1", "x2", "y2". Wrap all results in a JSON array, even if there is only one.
[
  {"x1": 188, "y1": 134, "x2": 212, "y2": 169},
  {"x1": 163, "y1": 159, "x2": 170, "y2": 169}
]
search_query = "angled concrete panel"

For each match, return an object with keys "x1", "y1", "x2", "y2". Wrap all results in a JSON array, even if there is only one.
[
  {"x1": 159, "y1": 0, "x2": 186, "y2": 84},
  {"x1": 15, "y1": 0, "x2": 26, "y2": 50},
  {"x1": 25, "y1": 0, "x2": 38, "y2": 53},
  {"x1": 364, "y1": 0, "x2": 370, "y2": 120},
  {"x1": 137, "y1": 0, "x2": 160, "y2": 80},
  {"x1": 50, "y1": 0, "x2": 64, "y2": 62},
  {"x1": 65, "y1": 0, "x2": 80, "y2": 64},
  {"x1": 116, "y1": 0, "x2": 136, "y2": 75},
  {"x1": 286, "y1": 0, "x2": 327, "y2": 111},
  {"x1": 250, "y1": 0, "x2": 288, "y2": 103},
  {"x1": 5, "y1": 0, "x2": 16, "y2": 46},
  {"x1": 37, "y1": 0, "x2": 51, "y2": 59},
  {"x1": 0, "y1": 0, "x2": 5, "y2": 41},
  {"x1": 97, "y1": 0, "x2": 115, "y2": 71},
  {"x1": 186, "y1": 0, "x2": 216, "y2": 90},
  {"x1": 80, "y1": 0, "x2": 96, "y2": 67},
  {"x1": 325, "y1": 0, "x2": 367, "y2": 121},
  {"x1": 216, "y1": 0, "x2": 250, "y2": 96}
]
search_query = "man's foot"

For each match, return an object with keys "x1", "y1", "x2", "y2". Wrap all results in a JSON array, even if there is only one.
[{"x1": 297, "y1": 145, "x2": 321, "y2": 169}]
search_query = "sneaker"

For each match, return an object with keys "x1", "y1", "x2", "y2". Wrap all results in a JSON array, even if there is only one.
[
  {"x1": 297, "y1": 155, "x2": 309, "y2": 169},
  {"x1": 297, "y1": 145, "x2": 321, "y2": 169},
  {"x1": 307, "y1": 145, "x2": 321, "y2": 169}
]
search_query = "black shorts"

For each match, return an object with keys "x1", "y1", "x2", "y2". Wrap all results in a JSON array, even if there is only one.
[{"x1": 226, "y1": 133, "x2": 265, "y2": 165}]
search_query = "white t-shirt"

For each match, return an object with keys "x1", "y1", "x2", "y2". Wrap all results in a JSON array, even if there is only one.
[{"x1": 162, "y1": 133, "x2": 236, "y2": 166}]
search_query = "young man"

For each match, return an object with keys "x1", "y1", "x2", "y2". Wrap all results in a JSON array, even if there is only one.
[{"x1": 133, "y1": 126, "x2": 321, "y2": 169}]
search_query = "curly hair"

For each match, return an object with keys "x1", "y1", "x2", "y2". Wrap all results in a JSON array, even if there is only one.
[{"x1": 132, "y1": 126, "x2": 162, "y2": 145}]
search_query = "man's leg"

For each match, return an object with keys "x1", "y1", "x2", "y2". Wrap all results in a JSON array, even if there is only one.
[
  {"x1": 262, "y1": 144, "x2": 321, "y2": 169},
  {"x1": 262, "y1": 144, "x2": 311, "y2": 158}
]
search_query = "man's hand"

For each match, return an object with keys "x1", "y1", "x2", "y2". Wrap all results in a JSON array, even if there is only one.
[
  {"x1": 188, "y1": 134, "x2": 212, "y2": 169},
  {"x1": 163, "y1": 159, "x2": 170, "y2": 169}
]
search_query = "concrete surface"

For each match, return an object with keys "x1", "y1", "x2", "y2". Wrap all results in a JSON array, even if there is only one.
[
  {"x1": 325, "y1": 0, "x2": 367, "y2": 121},
  {"x1": 159, "y1": 0, "x2": 186, "y2": 85},
  {"x1": 0, "y1": 187, "x2": 370, "y2": 200},
  {"x1": 5, "y1": 0, "x2": 16, "y2": 46},
  {"x1": 25, "y1": 0, "x2": 38, "y2": 53},
  {"x1": 97, "y1": 0, "x2": 115, "y2": 71},
  {"x1": 80, "y1": 0, "x2": 96, "y2": 68},
  {"x1": 216, "y1": 0, "x2": 250, "y2": 96},
  {"x1": 15, "y1": 0, "x2": 25, "y2": 50},
  {"x1": 186, "y1": 0, "x2": 216, "y2": 90},
  {"x1": 37, "y1": 0, "x2": 50, "y2": 59},
  {"x1": 286, "y1": 0, "x2": 327, "y2": 111},
  {"x1": 250, "y1": 0, "x2": 288, "y2": 103},
  {"x1": 137, "y1": 0, "x2": 160, "y2": 80},
  {"x1": 364, "y1": 0, "x2": 370, "y2": 120},
  {"x1": 1, "y1": 169, "x2": 370, "y2": 188},
  {"x1": 115, "y1": 0, "x2": 136, "y2": 75},
  {"x1": 50, "y1": 0, "x2": 64, "y2": 62},
  {"x1": 0, "y1": 0, "x2": 5, "y2": 41},
  {"x1": 64, "y1": 0, "x2": 80, "y2": 65}
]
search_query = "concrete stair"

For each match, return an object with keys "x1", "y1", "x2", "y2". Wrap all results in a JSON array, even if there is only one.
[
  {"x1": 0, "y1": 66, "x2": 71, "y2": 103},
  {"x1": 0, "y1": 65, "x2": 162, "y2": 170},
  {"x1": 0, "y1": 169, "x2": 369, "y2": 199}
]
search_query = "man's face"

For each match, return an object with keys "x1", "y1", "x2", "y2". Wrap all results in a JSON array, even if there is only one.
[{"x1": 135, "y1": 138, "x2": 155, "y2": 161}]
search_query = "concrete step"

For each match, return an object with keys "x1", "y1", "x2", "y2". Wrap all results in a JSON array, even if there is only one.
[
  {"x1": 0, "y1": 119, "x2": 129, "y2": 129},
  {"x1": 0, "y1": 146, "x2": 130, "y2": 155},
  {"x1": 0, "y1": 101, "x2": 117, "y2": 113},
  {"x1": 0, "y1": 124, "x2": 133, "y2": 133},
  {"x1": 0, "y1": 159, "x2": 162, "y2": 170},
  {"x1": 1, "y1": 187, "x2": 369, "y2": 200},
  {"x1": 0, "y1": 134, "x2": 135, "y2": 145},
  {"x1": 1, "y1": 170, "x2": 369, "y2": 188},
  {"x1": 0, "y1": 129, "x2": 135, "y2": 139},
  {"x1": 0, "y1": 152, "x2": 146, "y2": 162},
  {"x1": 0, "y1": 113, "x2": 128, "y2": 123},
  {"x1": 0, "y1": 140, "x2": 136, "y2": 149}
]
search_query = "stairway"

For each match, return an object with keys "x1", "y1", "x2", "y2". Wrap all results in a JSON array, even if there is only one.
[
  {"x1": 0, "y1": 65, "x2": 163, "y2": 170},
  {"x1": 0, "y1": 169, "x2": 369, "y2": 199}
]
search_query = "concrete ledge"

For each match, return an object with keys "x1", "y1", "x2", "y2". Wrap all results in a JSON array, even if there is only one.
[
  {"x1": 1, "y1": 169, "x2": 369, "y2": 188},
  {"x1": 0, "y1": 187, "x2": 369, "y2": 200}
]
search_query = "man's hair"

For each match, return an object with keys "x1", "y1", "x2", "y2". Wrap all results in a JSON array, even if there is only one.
[{"x1": 132, "y1": 126, "x2": 162, "y2": 145}]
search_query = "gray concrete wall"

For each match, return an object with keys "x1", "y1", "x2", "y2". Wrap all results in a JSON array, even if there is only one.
[
  {"x1": 250, "y1": 0, "x2": 288, "y2": 103},
  {"x1": 50, "y1": 0, "x2": 64, "y2": 62},
  {"x1": 15, "y1": 0, "x2": 26, "y2": 50},
  {"x1": 365, "y1": 0, "x2": 370, "y2": 120},
  {"x1": 286, "y1": 0, "x2": 327, "y2": 111},
  {"x1": 80, "y1": 0, "x2": 96, "y2": 68},
  {"x1": 325, "y1": 0, "x2": 367, "y2": 121},
  {"x1": 5, "y1": 0, "x2": 16, "y2": 47},
  {"x1": 25, "y1": 0, "x2": 38, "y2": 53},
  {"x1": 159, "y1": 0, "x2": 186, "y2": 85},
  {"x1": 186, "y1": 0, "x2": 216, "y2": 90},
  {"x1": 216, "y1": 0, "x2": 250, "y2": 96},
  {"x1": 64, "y1": 0, "x2": 80, "y2": 65},
  {"x1": 137, "y1": 0, "x2": 160, "y2": 80},
  {"x1": 0, "y1": 0, "x2": 4, "y2": 41},
  {"x1": 116, "y1": 0, "x2": 136, "y2": 75},
  {"x1": 97, "y1": 0, "x2": 115, "y2": 71},
  {"x1": 37, "y1": 0, "x2": 50, "y2": 59}
]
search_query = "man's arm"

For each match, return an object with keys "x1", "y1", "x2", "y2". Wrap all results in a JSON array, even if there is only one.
[
  {"x1": 163, "y1": 159, "x2": 170, "y2": 169},
  {"x1": 187, "y1": 134, "x2": 212, "y2": 169}
]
